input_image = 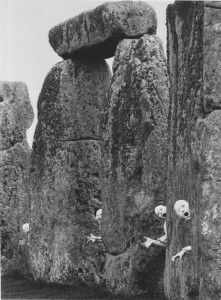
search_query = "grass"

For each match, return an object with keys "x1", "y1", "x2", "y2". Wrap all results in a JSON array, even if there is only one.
[
  {"x1": 1, "y1": 274, "x2": 166, "y2": 299},
  {"x1": 1, "y1": 274, "x2": 112, "y2": 299}
]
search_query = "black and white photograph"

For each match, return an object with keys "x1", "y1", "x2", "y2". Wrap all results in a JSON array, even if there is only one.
[{"x1": 1, "y1": 1, "x2": 221, "y2": 299}]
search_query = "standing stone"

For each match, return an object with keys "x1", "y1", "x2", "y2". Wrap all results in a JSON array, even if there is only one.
[
  {"x1": 0, "y1": 81, "x2": 34, "y2": 275},
  {"x1": 166, "y1": 2, "x2": 221, "y2": 299},
  {"x1": 0, "y1": 82, "x2": 33, "y2": 151},
  {"x1": 101, "y1": 35, "x2": 169, "y2": 296},
  {"x1": 49, "y1": 1, "x2": 157, "y2": 59},
  {"x1": 30, "y1": 58, "x2": 111, "y2": 285}
]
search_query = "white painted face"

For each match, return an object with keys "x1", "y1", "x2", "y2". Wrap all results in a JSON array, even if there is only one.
[
  {"x1": 95, "y1": 209, "x2": 102, "y2": 223},
  {"x1": 174, "y1": 200, "x2": 190, "y2": 220},
  {"x1": 22, "y1": 223, "x2": 30, "y2": 233},
  {"x1": 154, "y1": 205, "x2": 167, "y2": 219}
]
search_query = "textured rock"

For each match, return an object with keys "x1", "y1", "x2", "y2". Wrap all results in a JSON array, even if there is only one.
[
  {"x1": 105, "y1": 244, "x2": 165, "y2": 297},
  {"x1": 166, "y1": 2, "x2": 221, "y2": 299},
  {"x1": 49, "y1": 1, "x2": 157, "y2": 59},
  {"x1": 30, "y1": 58, "x2": 111, "y2": 285},
  {"x1": 197, "y1": 112, "x2": 221, "y2": 300},
  {"x1": 0, "y1": 81, "x2": 34, "y2": 275},
  {"x1": 101, "y1": 35, "x2": 169, "y2": 296},
  {"x1": 0, "y1": 82, "x2": 34, "y2": 150}
]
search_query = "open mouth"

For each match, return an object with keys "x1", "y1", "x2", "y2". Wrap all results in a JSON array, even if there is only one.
[
  {"x1": 184, "y1": 212, "x2": 190, "y2": 219},
  {"x1": 162, "y1": 213, "x2": 166, "y2": 218}
]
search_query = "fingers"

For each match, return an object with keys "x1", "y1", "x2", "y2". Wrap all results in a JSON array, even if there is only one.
[
  {"x1": 172, "y1": 250, "x2": 184, "y2": 261},
  {"x1": 87, "y1": 238, "x2": 95, "y2": 243},
  {"x1": 172, "y1": 254, "x2": 181, "y2": 261},
  {"x1": 173, "y1": 247, "x2": 191, "y2": 261},
  {"x1": 86, "y1": 236, "x2": 95, "y2": 243},
  {"x1": 172, "y1": 255, "x2": 179, "y2": 261},
  {"x1": 141, "y1": 242, "x2": 151, "y2": 248}
]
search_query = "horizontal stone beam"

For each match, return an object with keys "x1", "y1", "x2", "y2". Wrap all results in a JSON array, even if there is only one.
[{"x1": 49, "y1": 1, "x2": 157, "y2": 59}]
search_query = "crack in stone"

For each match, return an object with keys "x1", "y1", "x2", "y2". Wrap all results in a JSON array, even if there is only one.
[
  {"x1": 204, "y1": 107, "x2": 221, "y2": 118},
  {"x1": 205, "y1": 3, "x2": 221, "y2": 9},
  {"x1": 0, "y1": 139, "x2": 26, "y2": 152},
  {"x1": 56, "y1": 135, "x2": 101, "y2": 142}
]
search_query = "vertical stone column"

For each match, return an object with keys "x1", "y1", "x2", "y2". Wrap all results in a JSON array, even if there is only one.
[
  {"x1": 166, "y1": 2, "x2": 221, "y2": 299},
  {"x1": 30, "y1": 58, "x2": 111, "y2": 285},
  {"x1": 101, "y1": 34, "x2": 169, "y2": 297},
  {"x1": 31, "y1": 0, "x2": 159, "y2": 288},
  {"x1": 0, "y1": 81, "x2": 34, "y2": 275}
]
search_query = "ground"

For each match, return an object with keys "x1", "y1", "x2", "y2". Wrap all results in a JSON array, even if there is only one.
[{"x1": 1, "y1": 274, "x2": 166, "y2": 299}]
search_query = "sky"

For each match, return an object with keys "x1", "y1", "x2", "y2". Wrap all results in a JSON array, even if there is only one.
[{"x1": 0, "y1": 0, "x2": 173, "y2": 147}]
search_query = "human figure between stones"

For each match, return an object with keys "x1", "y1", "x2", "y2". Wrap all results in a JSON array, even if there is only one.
[
  {"x1": 172, "y1": 200, "x2": 192, "y2": 261},
  {"x1": 87, "y1": 209, "x2": 102, "y2": 243},
  {"x1": 19, "y1": 223, "x2": 30, "y2": 246},
  {"x1": 141, "y1": 205, "x2": 167, "y2": 249},
  {"x1": 22, "y1": 223, "x2": 30, "y2": 233}
]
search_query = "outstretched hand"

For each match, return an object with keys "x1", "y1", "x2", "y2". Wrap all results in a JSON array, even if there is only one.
[
  {"x1": 172, "y1": 246, "x2": 191, "y2": 261},
  {"x1": 141, "y1": 237, "x2": 155, "y2": 249},
  {"x1": 86, "y1": 234, "x2": 102, "y2": 243},
  {"x1": 142, "y1": 237, "x2": 166, "y2": 249}
]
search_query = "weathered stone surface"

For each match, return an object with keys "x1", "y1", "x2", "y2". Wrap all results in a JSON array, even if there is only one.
[
  {"x1": 105, "y1": 244, "x2": 165, "y2": 297},
  {"x1": 204, "y1": 1, "x2": 221, "y2": 9},
  {"x1": 0, "y1": 81, "x2": 34, "y2": 275},
  {"x1": 204, "y1": 5, "x2": 221, "y2": 113},
  {"x1": 0, "y1": 82, "x2": 34, "y2": 151},
  {"x1": 166, "y1": 2, "x2": 221, "y2": 299},
  {"x1": 101, "y1": 35, "x2": 169, "y2": 296},
  {"x1": 30, "y1": 58, "x2": 111, "y2": 285},
  {"x1": 197, "y1": 111, "x2": 221, "y2": 300},
  {"x1": 49, "y1": 1, "x2": 157, "y2": 59}
]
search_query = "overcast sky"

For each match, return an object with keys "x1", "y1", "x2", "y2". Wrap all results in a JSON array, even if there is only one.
[{"x1": 0, "y1": 0, "x2": 173, "y2": 147}]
